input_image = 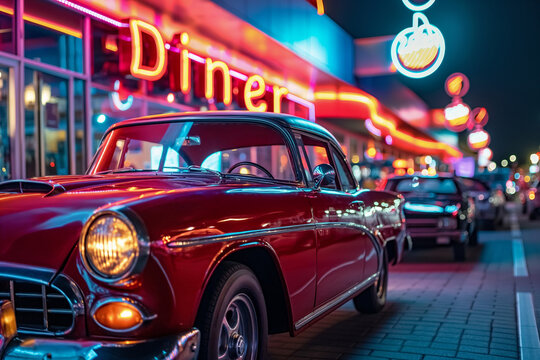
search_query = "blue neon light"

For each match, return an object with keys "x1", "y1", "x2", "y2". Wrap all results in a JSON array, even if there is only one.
[
  {"x1": 402, "y1": 0, "x2": 436, "y2": 12},
  {"x1": 404, "y1": 202, "x2": 444, "y2": 213},
  {"x1": 391, "y1": 12, "x2": 445, "y2": 79}
]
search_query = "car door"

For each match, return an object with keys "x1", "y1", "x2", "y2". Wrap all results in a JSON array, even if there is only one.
[{"x1": 296, "y1": 133, "x2": 370, "y2": 307}]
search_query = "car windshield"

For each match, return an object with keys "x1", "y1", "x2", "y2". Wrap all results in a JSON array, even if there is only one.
[
  {"x1": 459, "y1": 178, "x2": 489, "y2": 192},
  {"x1": 89, "y1": 120, "x2": 297, "y2": 181},
  {"x1": 391, "y1": 177, "x2": 458, "y2": 195}
]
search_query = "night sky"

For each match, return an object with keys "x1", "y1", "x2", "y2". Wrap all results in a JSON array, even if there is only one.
[{"x1": 324, "y1": 0, "x2": 540, "y2": 164}]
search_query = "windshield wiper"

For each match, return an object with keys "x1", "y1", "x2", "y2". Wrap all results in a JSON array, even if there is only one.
[{"x1": 184, "y1": 165, "x2": 223, "y2": 180}]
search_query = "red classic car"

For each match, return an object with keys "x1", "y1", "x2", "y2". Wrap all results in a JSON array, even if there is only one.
[{"x1": 0, "y1": 112, "x2": 406, "y2": 360}]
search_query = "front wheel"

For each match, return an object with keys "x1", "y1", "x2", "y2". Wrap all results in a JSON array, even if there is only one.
[
  {"x1": 353, "y1": 249, "x2": 388, "y2": 314},
  {"x1": 196, "y1": 262, "x2": 268, "y2": 360}
]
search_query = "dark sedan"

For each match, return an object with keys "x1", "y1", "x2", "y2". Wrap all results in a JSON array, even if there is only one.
[{"x1": 382, "y1": 174, "x2": 476, "y2": 261}]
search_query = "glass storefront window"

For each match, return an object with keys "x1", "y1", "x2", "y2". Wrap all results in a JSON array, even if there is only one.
[
  {"x1": 0, "y1": 66, "x2": 10, "y2": 180},
  {"x1": 91, "y1": 87, "x2": 143, "y2": 152},
  {"x1": 24, "y1": 0, "x2": 83, "y2": 72},
  {"x1": 24, "y1": 68, "x2": 69, "y2": 177},
  {"x1": 74, "y1": 79, "x2": 85, "y2": 173},
  {"x1": 0, "y1": 0, "x2": 15, "y2": 54}
]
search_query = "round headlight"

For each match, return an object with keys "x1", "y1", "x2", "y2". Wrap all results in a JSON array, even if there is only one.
[{"x1": 82, "y1": 213, "x2": 141, "y2": 280}]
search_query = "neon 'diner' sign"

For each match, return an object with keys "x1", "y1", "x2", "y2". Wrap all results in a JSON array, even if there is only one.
[{"x1": 391, "y1": 12, "x2": 445, "y2": 78}]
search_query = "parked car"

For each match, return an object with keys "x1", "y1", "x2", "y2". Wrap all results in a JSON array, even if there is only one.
[
  {"x1": 527, "y1": 179, "x2": 540, "y2": 219},
  {"x1": 0, "y1": 111, "x2": 406, "y2": 360},
  {"x1": 382, "y1": 174, "x2": 476, "y2": 261},
  {"x1": 458, "y1": 177, "x2": 505, "y2": 229}
]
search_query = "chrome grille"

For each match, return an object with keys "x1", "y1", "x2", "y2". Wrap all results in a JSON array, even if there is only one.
[{"x1": 0, "y1": 278, "x2": 73, "y2": 334}]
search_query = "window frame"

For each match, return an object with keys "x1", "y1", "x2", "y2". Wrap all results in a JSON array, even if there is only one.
[{"x1": 294, "y1": 130, "x2": 357, "y2": 192}]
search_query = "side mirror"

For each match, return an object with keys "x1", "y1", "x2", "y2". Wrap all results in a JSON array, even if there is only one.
[{"x1": 313, "y1": 164, "x2": 336, "y2": 189}]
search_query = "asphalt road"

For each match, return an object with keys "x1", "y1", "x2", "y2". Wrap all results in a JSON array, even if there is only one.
[{"x1": 269, "y1": 203, "x2": 540, "y2": 360}]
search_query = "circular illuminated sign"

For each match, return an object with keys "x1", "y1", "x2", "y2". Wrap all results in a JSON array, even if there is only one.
[
  {"x1": 444, "y1": 100, "x2": 470, "y2": 132},
  {"x1": 402, "y1": 0, "x2": 436, "y2": 11},
  {"x1": 478, "y1": 147, "x2": 493, "y2": 161},
  {"x1": 468, "y1": 127, "x2": 491, "y2": 151},
  {"x1": 445, "y1": 73, "x2": 470, "y2": 98},
  {"x1": 468, "y1": 107, "x2": 489, "y2": 129},
  {"x1": 391, "y1": 13, "x2": 445, "y2": 78}
]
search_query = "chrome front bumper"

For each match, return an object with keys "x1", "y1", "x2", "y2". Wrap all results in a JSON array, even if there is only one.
[{"x1": 2, "y1": 328, "x2": 200, "y2": 360}]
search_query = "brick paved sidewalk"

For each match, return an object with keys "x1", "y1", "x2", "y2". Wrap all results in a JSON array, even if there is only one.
[{"x1": 269, "y1": 232, "x2": 518, "y2": 360}]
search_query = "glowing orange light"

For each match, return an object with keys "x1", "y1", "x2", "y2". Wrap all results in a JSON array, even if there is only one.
[
  {"x1": 93, "y1": 301, "x2": 143, "y2": 331},
  {"x1": 393, "y1": 159, "x2": 408, "y2": 169},
  {"x1": 468, "y1": 128, "x2": 491, "y2": 150},
  {"x1": 447, "y1": 76, "x2": 463, "y2": 96},
  {"x1": 428, "y1": 167, "x2": 437, "y2": 176},
  {"x1": 314, "y1": 91, "x2": 462, "y2": 159},
  {"x1": 445, "y1": 73, "x2": 469, "y2": 98},
  {"x1": 273, "y1": 86, "x2": 289, "y2": 113},
  {"x1": 127, "y1": 19, "x2": 167, "y2": 81},
  {"x1": 351, "y1": 155, "x2": 360, "y2": 163},
  {"x1": 444, "y1": 102, "x2": 470, "y2": 132},
  {"x1": 407, "y1": 168, "x2": 415, "y2": 175},
  {"x1": 167, "y1": 93, "x2": 175, "y2": 103},
  {"x1": 316, "y1": 0, "x2": 325, "y2": 15},
  {"x1": 177, "y1": 33, "x2": 192, "y2": 94},
  {"x1": 205, "y1": 59, "x2": 232, "y2": 105},
  {"x1": 104, "y1": 37, "x2": 118, "y2": 52},
  {"x1": 0, "y1": 5, "x2": 82, "y2": 38},
  {"x1": 529, "y1": 191, "x2": 535, "y2": 201},
  {"x1": 395, "y1": 168, "x2": 406, "y2": 176},
  {"x1": 366, "y1": 147, "x2": 377, "y2": 158},
  {"x1": 244, "y1": 75, "x2": 267, "y2": 112}
]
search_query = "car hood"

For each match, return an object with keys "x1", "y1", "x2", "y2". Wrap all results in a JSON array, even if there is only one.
[{"x1": 0, "y1": 174, "x2": 220, "y2": 276}]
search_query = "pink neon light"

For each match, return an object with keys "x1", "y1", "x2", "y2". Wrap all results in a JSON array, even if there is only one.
[
  {"x1": 229, "y1": 70, "x2": 248, "y2": 81},
  {"x1": 286, "y1": 93, "x2": 316, "y2": 121},
  {"x1": 187, "y1": 53, "x2": 205, "y2": 64},
  {"x1": 52, "y1": 0, "x2": 126, "y2": 28},
  {"x1": 52, "y1": 1, "x2": 316, "y2": 121}
]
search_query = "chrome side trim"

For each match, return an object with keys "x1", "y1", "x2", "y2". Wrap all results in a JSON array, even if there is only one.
[
  {"x1": 167, "y1": 221, "x2": 381, "y2": 254},
  {"x1": 167, "y1": 223, "x2": 317, "y2": 248},
  {"x1": 294, "y1": 273, "x2": 378, "y2": 331}
]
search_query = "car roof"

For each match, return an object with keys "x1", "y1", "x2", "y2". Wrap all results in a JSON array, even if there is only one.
[
  {"x1": 387, "y1": 173, "x2": 456, "y2": 180},
  {"x1": 109, "y1": 110, "x2": 339, "y2": 145}
]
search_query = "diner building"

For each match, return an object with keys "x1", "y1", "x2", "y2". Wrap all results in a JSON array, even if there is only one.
[{"x1": 0, "y1": 0, "x2": 462, "y2": 183}]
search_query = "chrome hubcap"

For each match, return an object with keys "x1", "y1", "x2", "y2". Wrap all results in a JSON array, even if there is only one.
[{"x1": 217, "y1": 294, "x2": 258, "y2": 360}]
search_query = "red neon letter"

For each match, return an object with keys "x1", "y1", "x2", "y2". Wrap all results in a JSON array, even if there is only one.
[
  {"x1": 126, "y1": 19, "x2": 167, "y2": 81},
  {"x1": 244, "y1": 75, "x2": 267, "y2": 112},
  {"x1": 205, "y1": 59, "x2": 232, "y2": 105},
  {"x1": 272, "y1": 85, "x2": 289, "y2": 113}
]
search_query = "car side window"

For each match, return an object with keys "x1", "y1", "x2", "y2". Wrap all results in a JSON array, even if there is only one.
[
  {"x1": 296, "y1": 134, "x2": 336, "y2": 190},
  {"x1": 331, "y1": 148, "x2": 357, "y2": 193}
]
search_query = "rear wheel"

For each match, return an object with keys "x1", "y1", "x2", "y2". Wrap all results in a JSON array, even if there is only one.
[
  {"x1": 196, "y1": 262, "x2": 268, "y2": 360},
  {"x1": 353, "y1": 249, "x2": 388, "y2": 314}
]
